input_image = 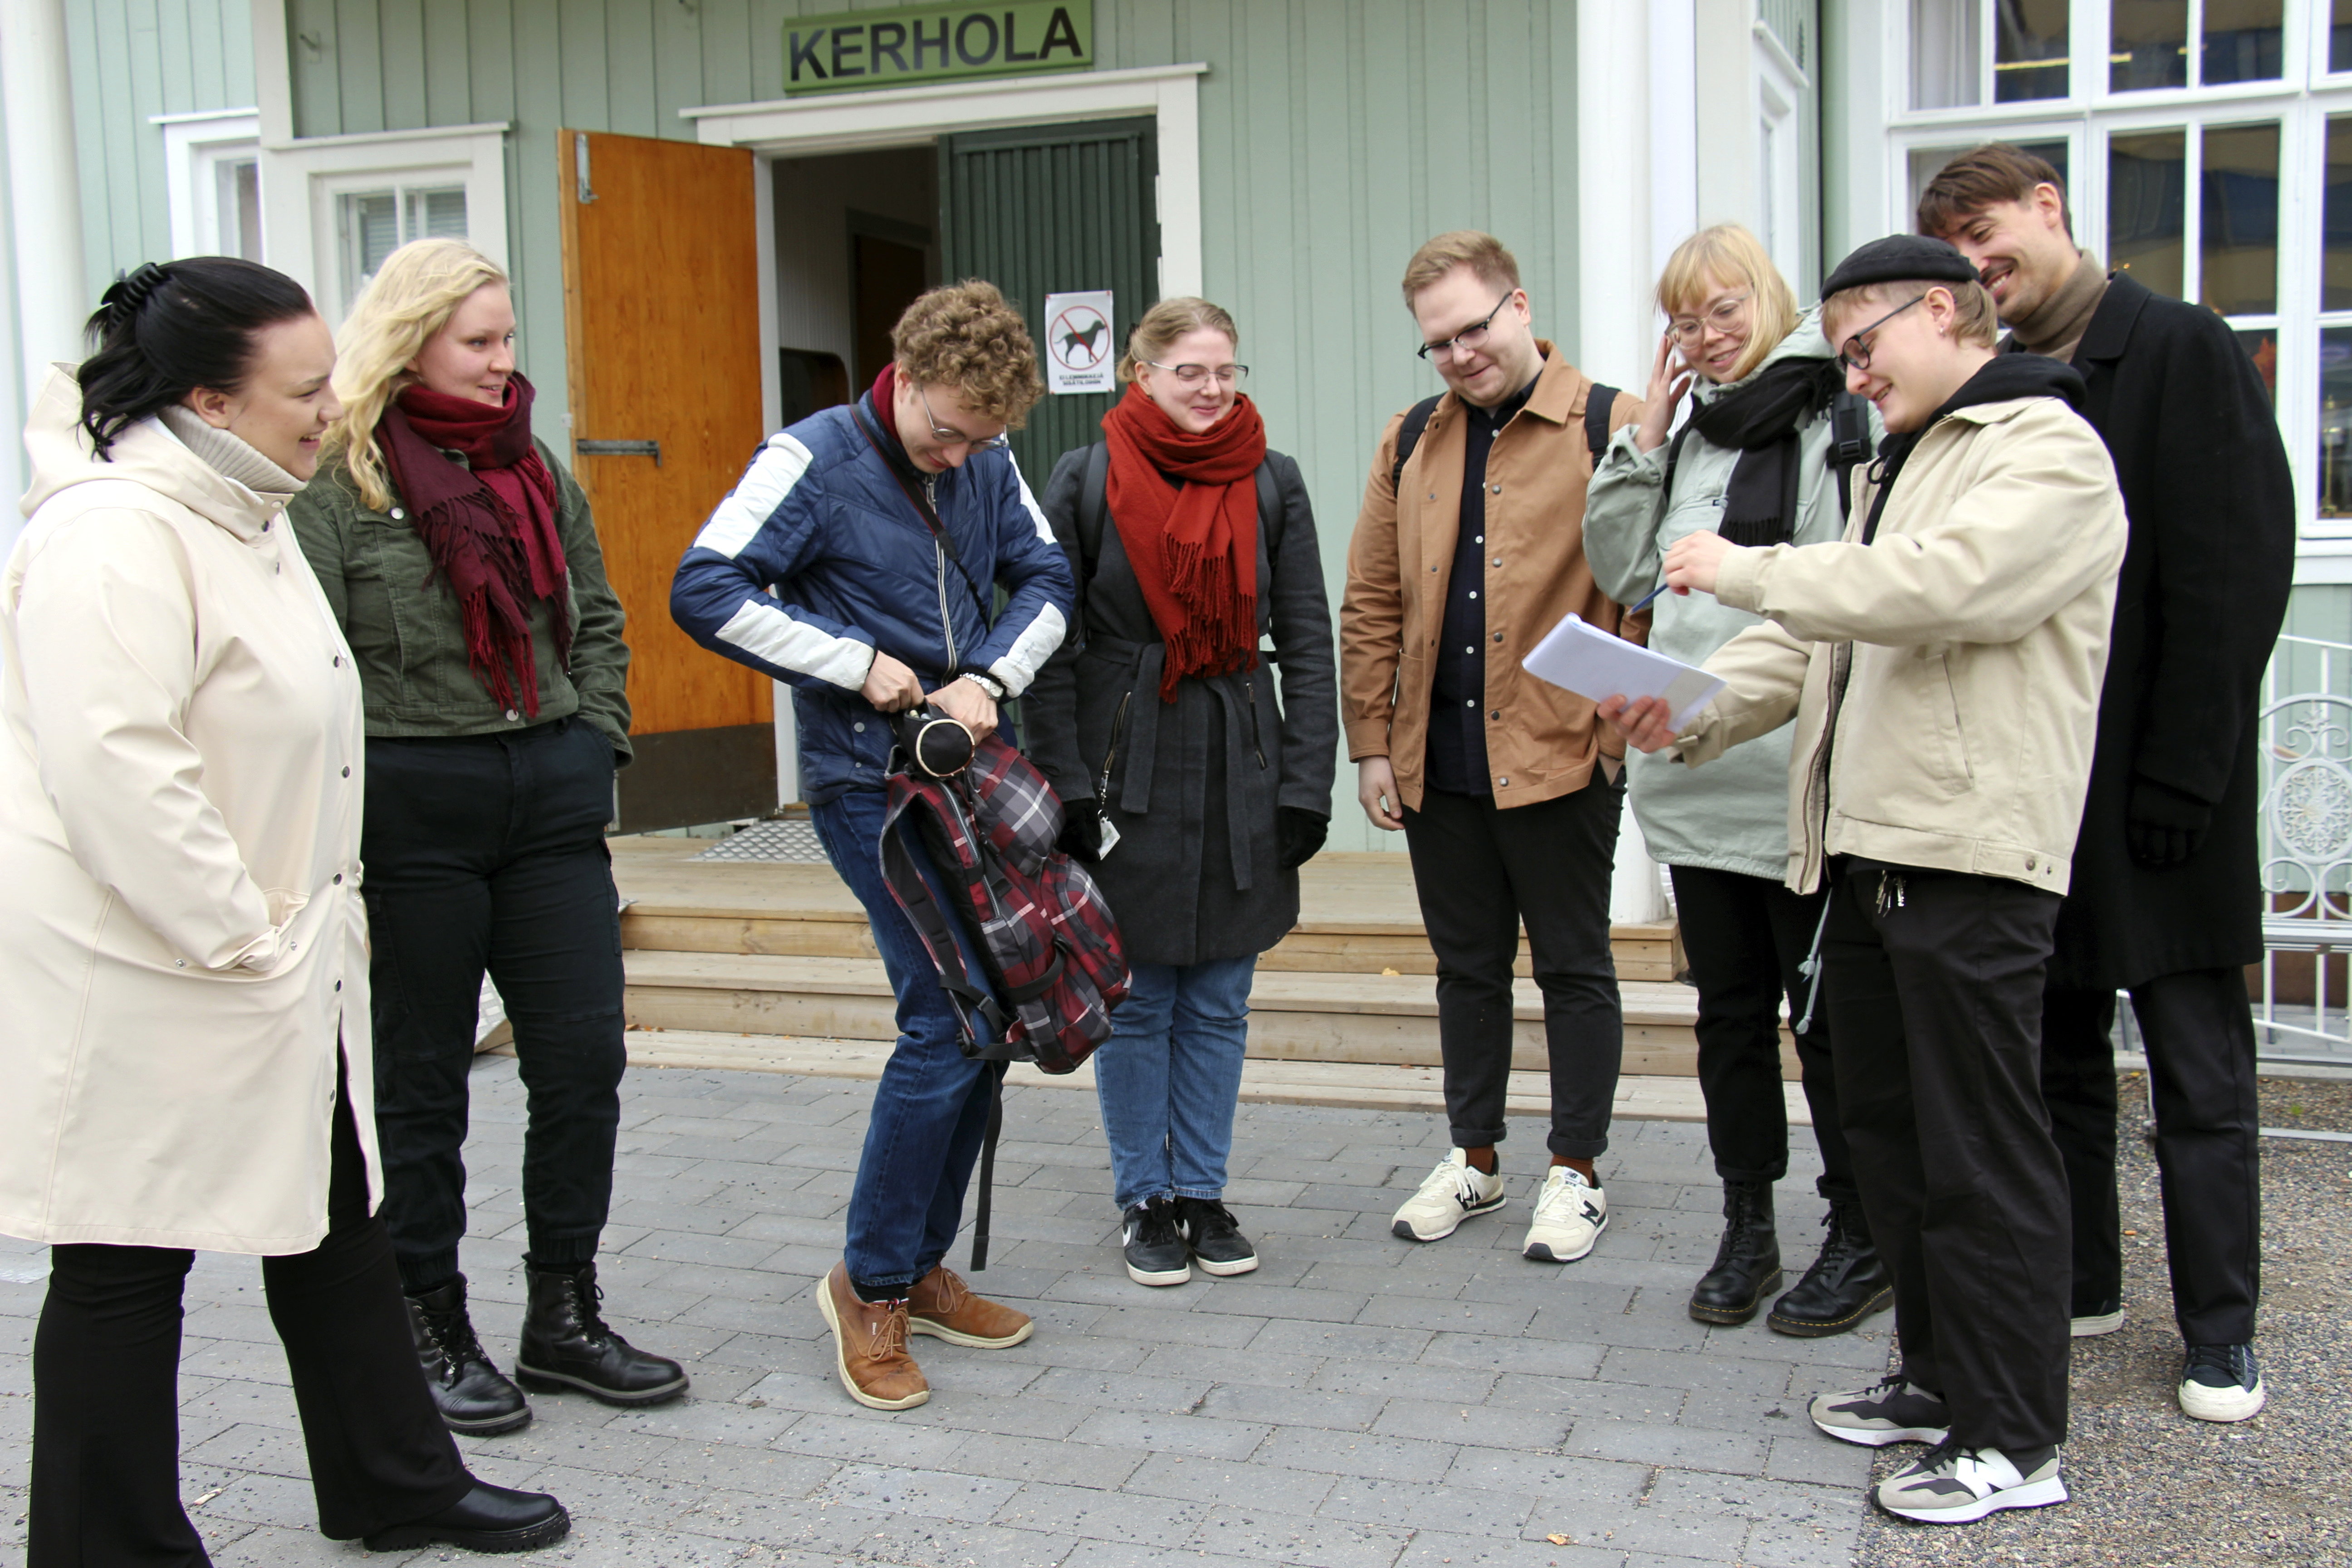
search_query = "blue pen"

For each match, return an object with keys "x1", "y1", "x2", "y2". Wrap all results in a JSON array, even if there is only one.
[{"x1": 1625, "y1": 581, "x2": 1668, "y2": 617}]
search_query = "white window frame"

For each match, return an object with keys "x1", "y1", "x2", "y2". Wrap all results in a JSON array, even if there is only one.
[
  {"x1": 1756, "y1": 23, "x2": 1808, "y2": 286},
  {"x1": 256, "y1": 123, "x2": 508, "y2": 328},
  {"x1": 154, "y1": 109, "x2": 261, "y2": 260}
]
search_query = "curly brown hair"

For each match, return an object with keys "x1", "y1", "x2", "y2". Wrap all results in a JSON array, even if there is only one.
[{"x1": 891, "y1": 279, "x2": 1045, "y2": 427}]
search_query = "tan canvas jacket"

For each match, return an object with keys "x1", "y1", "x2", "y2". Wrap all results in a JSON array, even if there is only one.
[
  {"x1": 1340, "y1": 343, "x2": 1643, "y2": 813},
  {"x1": 1670, "y1": 394, "x2": 2127, "y2": 897}
]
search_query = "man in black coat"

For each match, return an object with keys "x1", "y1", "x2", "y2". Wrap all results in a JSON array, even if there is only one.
[{"x1": 1924, "y1": 145, "x2": 2293, "y2": 1426}]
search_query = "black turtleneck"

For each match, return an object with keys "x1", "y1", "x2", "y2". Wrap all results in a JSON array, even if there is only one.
[{"x1": 1426, "y1": 365, "x2": 1543, "y2": 796}]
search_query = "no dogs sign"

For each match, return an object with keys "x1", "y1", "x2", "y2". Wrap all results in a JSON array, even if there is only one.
[{"x1": 1044, "y1": 290, "x2": 1115, "y2": 395}]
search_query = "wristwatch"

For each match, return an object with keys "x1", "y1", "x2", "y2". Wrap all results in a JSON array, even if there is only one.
[{"x1": 961, "y1": 670, "x2": 1008, "y2": 702}]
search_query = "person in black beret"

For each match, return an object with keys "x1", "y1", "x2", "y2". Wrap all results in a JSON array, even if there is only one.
[{"x1": 1600, "y1": 234, "x2": 2129, "y2": 1525}]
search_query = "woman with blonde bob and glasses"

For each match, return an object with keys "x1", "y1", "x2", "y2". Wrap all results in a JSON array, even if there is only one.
[
  {"x1": 1584, "y1": 224, "x2": 1888, "y2": 1338},
  {"x1": 1027, "y1": 299, "x2": 1338, "y2": 1289},
  {"x1": 290, "y1": 238, "x2": 685, "y2": 1441}
]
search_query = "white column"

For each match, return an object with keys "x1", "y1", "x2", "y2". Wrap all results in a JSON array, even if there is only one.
[{"x1": 2, "y1": 0, "x2": 87, "y2": 410}]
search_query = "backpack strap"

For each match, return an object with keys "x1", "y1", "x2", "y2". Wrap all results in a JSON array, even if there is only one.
[
  {"x1": 1077, "y1": 441, "x2": 1286, "y2": 578},
  {"x1": 1584, "y1": 382, "x2": 1620, "y2": 469},
  {"x1": 1388, "y1": 395, "x2": 1443, "y2": 495},
  {"x1": 1828, "y1": 388, "x2": 1875, "y2": 519}
]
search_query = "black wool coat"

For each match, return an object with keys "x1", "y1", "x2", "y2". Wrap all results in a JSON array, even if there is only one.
[
  {"x1": 2032, "y1": 271, "x2": 2294, "y2": 990},
  {"x1": 1026, "y1": 444, "x2": 1339, "y2": 968}
]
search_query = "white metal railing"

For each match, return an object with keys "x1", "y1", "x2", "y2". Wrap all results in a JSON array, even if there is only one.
[{"x1": 2254, "y1": 634, "x2": 2352, "y2": 1066}]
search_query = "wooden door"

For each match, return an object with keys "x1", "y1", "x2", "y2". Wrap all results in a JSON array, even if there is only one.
[{"x1": 559, "y1": 129, "x2": 773, "y2": 832}]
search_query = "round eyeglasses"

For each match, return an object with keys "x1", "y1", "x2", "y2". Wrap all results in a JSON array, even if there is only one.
[
  {"x1": 1141, "y1": 361, "x2": 1250, "y2": 388},
  {"x1": 1666, "y1": 290, "x2": 1753, "y2": 347},
  {"x1": 1836, "y1": 295, "x2": 1929, "y2": 373}
]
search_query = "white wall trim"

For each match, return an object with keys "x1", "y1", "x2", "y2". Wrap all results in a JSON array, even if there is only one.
[
  {"x1": 257, "y1": 123, "x2": 510, "y2": 322},
  {"x1": 156, "y1": 110, "x2": 260, "y2": 259},
  {"x1": 2, "y1": 0, "x2": 86, "y2": 411}
]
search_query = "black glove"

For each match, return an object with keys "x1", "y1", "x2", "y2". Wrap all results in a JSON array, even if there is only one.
[
  {"x1": 1058, "y1": 797, "x2": 1106, "y2": 864},
  {"x1": 2126, "y1": 776, "x2": 2213, "y2": 867},
  {"x1": 1277, "y1": 806, "x2": 1330, "y2": 871}
]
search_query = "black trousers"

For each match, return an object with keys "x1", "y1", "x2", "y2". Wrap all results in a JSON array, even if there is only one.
[
  {"x1": 2042, "y1": 969, "x2": 2261, "y2": 1343},
  {"x1": 1670, "y1": 864, "x2": 1856, "y2": 1202},
  {"x1": 363, "y1": 718, "x2": 627, "y2": 1292},
  {"x1": 1823, "y1": 861, "x2": 2070, "y2": 1452},
  {"x1": 1401, "y1": 777, "x2": 1624, "y2": 1160},
  {"x1": 29, "y1": 1060, "x2": 470, "y2": 1565}
]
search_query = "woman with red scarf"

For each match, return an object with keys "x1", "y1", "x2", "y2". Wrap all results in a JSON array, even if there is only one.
[
  {"x1": 291, "y1": 240, "x2": 684, "y2": 1438},
  {"x1": 1029, "y1": 299, "x2": 1339, "y2": 1289}
]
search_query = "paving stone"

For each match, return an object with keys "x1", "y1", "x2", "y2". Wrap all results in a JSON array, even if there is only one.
[
  {"x1": 1198, "y1": 1382, "x2": 1386, "y2": 1432},
  {"x1": 992, "y1": 1476, "x2": 1212, "y2": 1541},
  {"x1": 1252, "y1": 1425, "x2": 1461, "y2": 1483},
  {"x1": 1419, "y1": 1332, "x2": 1602, "y2": 1379},
  {"x1": 1562, "y1": 1419, "x2": 1766, "y2": 1477},
  {"x1": 1188, "y1": 1504, "x2": 1413, "y2": 1568},
  {"x1": 937, "y1": 1430, "x2": 1152, "y2": 1490},
  {"x1": 1065, "y1": 1408, "x2": 1272, "y2": 1461},
  {"x1": 814, "y1": 1460, "x2": 1023, "y2": 1523},
  {"x1": 1370, "y1": 1397, "x2": 1570, "y2": 1452}
]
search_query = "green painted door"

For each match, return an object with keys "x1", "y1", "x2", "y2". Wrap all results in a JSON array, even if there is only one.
[{"x1": 938, "y1": 116, "x2": 1159, "y2": 485}]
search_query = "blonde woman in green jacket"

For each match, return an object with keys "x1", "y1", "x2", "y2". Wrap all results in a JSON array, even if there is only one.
[{"x1": 1583, "y1": 225, "x2": 1886, "y2": 1338}]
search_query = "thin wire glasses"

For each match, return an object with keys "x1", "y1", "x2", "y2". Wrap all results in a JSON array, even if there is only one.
[
  {"x1": 1836, "y1": 296, "x2": 1928, "y2": 372},
  {"x1": 916, "y1": 383, "x2": 1009, "y2": 453},
  {"x1": 1666, "y1": 290, "x2": 1753, "y2": 347},
  {"x1": 1416, "y1": 289, "x2": 1517, "y2": 361},
  {"x1": 1142, "y1": 360, "x2": 1250, "y2": 387}
]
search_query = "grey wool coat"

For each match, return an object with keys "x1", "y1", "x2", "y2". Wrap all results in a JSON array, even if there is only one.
[{"x1": 1026, "y1": 443, "x2": 1339, "y2": 967}]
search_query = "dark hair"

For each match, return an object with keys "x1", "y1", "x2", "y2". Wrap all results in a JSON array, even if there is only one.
[
  {"x1": 76, "y1": 258, "x2": 316, "y2": 460},
  {"x1": 1916, "y1": 144, "x2": 2074, "y2": 241}
]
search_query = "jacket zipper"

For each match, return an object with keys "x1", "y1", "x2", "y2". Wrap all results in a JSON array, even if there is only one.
[
  {"x1": 1096, "y1": 690, "x2": 1134, "y2": 802},
  {"x1": 926, "y1": 474, "x2": 958, "y2": 672}
]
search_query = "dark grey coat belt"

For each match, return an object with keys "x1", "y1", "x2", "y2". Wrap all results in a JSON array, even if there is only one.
[{"x1": 1084, "y1": 631, "x2": 1269, "y2": 894}]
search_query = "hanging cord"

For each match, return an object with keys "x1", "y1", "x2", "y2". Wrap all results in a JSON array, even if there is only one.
[
  {"x1": 1793, "y1": 886, "x2": 1837, "y2": 1035},
  {"x1": 968, "y1": 1063, "x2": 1008, "y2": 1270}
]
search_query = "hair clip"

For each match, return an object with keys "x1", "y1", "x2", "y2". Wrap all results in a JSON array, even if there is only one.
[{"x1": 101, "y1": 262, "x2": 172, "y2": 331}]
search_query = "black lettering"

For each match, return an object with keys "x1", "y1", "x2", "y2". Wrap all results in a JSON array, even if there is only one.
[
  {"x1": 870, "y1": 20, "x2": 909, "y2": 72},
  {"x1": 1003, "y1": 10, "x2": 1039, "y2": 61},
  {"x1": 911, "y1": 16, "x2": 950, "y2": 69},
  {"x1": 788, "y1": 27, "x2": 828, "y2": 81},
  {"x1": 955, "y1": 11, "x2": 998, "y2": 65},
  {"x1": 831, "y1": 24, "x2": 866, "y2": 76},
  {"x1": 1037, "y1": 5, "x2": 1083, "y2": 60}
]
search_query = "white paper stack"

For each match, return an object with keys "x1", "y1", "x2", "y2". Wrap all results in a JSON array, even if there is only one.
[{"x1": 1521, "y1": 612, "x2": 1725, "y2": 728}]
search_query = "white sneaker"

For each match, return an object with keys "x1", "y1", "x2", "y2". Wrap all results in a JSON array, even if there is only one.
[
  {"x1": 1390, "y1": 1150, "x2": 1506, "y2": 1242},
  {"x1": 1522, "y1": 1166, "x2": 1607, "y2": 1263},
  {"x1": 2070, "y1": 1299, "x2": 2124, "y2": 1337},
  {"x1": 1873, "y1": 1440, "x2": 2066, "y2": 1524}
]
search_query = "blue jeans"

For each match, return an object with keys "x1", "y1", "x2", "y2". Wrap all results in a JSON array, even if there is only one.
[
  {"x1": 811, "y1": 787, "x2": 1000, "y2": 1293},
  {"x1": 1093, "y1": 956, "x2": 1257, "y2": 1213}
]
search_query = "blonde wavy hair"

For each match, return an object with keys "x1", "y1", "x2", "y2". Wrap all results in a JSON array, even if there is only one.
[
  {"x1": 1655, "y1": 225, "x2": 1799, "y2": 384},
  {"x1": 323, "y1": 238, "x2": 510, "y2": 510},
  {"x1": 1117, "y1": 296, "x2": 1239, "y2": 382}
]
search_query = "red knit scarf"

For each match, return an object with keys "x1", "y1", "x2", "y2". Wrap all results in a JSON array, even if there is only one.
[
  {"x1": 1101, "y1": 382, "x2": 1268, "y2": 701},
  {"x1": 377, "y1": 373, "x2": 570, "y2": 716}
]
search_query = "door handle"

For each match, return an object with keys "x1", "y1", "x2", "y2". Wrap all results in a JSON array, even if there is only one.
[{"x1": 575, "y1": 439, "x2": 660, "y2": 466}]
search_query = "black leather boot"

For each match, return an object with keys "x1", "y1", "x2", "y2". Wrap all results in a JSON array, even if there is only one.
[
  {"x1": 514, "y1": 1261, "x2": 690, "y2": 1407},
  {"x1": 360, "y1": 1481, "x2": 570, "y2": 1553},
  {"x1": 1688, "y1": 1180, "x2": 1783, "y2": 1325},
  {"x1": 407, "y1": 1276, "x2": 532, "y2": 1436},
  {"x1": 1768, "y1": 1197, "x2": 1893, "y2": 1338}
]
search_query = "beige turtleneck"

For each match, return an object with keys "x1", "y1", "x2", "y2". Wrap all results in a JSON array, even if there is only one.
[
  {"x1": 2008, "y1": 250, "x2": 2109, "y2": 365},
  {"x1": 158, "y1": 404, "x2": 305, "y2": 501}
]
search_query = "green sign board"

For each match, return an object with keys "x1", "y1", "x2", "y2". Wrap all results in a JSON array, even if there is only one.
[{"x1": 784, "y1": 3, "x2": 1093, "y2": 95}]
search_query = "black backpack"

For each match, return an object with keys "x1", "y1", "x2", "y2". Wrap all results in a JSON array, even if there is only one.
[{"x1": 1388, "y1": 383, "x2": 1620, "y2": 495}]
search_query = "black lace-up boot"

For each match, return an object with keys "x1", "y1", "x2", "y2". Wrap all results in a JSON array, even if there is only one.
[
  {"x1": 1688, "y1": 1179, "x2": 1783, "y2": 1325},
  {"x1": 1769, "y1": 1198, "x2": 1893, "y2": 1338},
  {"x1": 514, "y1": 1261, "x2": 690, "y2": 1407},
  {"x1": 406, "y1": 1275, "x2": 531, "y2": 1436}
]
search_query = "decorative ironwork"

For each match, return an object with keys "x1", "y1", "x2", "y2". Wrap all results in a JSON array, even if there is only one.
[{"x1": 2253, "y1": 636, "x2": 2352, "y2": 1064}]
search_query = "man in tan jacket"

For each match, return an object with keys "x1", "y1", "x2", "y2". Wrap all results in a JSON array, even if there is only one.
[{"x1": 1341, "y1": 231, "x2": 1642, "y2": 1264}]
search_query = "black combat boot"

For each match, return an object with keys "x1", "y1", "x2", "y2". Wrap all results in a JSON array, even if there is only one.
[
  {"x1": 514, "y1": 1261, "x2": 690, "y2": 1407},
  {"x1": 406, "y1": 1275, "x2": 532, "y2": 1436},
  {"x1": 1768, "y1": 1197, "x2": 1893, "y2": 1338},
  {"x1": 1688, "y1": 1179, "x2": 1783, "y2": 1326}
]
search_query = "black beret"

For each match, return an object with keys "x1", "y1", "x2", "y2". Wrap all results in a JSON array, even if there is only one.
[{"x1": 1820, "y1": 235, "x2": 1981, "y2": 298}]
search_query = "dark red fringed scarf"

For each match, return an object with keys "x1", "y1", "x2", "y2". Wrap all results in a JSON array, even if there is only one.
[
  {"x1": 1101, "y1": 382, "x2": 1268, "y2": 701},
  {"x1": 378, "y1": 372, "x2": 570, "y2": 716}
]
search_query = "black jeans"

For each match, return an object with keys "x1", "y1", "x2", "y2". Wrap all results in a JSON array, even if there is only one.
[
  {"x1": 1670, "y1": 864, "x2": 1856, "y2": 1202},
  {"x1": 2042, "y1": 970, "x2": 2261, "y2": 1342},
  {"x1": 1401, "y1": 777, "x2": 1624, "y2": 1160},
  {"x1": 1823, "y1": 861, "x2": 2070, "y2": 1453},
  {"x1": 29, "y1": 1060, "x2": 470, "y2": 1564},
  {"x1": 362, "y1": 718, "x2": 627, "y2": 1291}
]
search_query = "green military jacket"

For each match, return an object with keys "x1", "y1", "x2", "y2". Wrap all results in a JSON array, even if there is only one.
[{"x1": 288, "y1": 438, "x2": 633, "y2": 760}]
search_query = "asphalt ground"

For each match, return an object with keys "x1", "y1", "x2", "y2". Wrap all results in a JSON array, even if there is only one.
[{"x1": 1853, "y1": 1073, "x2": 2352, "y2": 1568}]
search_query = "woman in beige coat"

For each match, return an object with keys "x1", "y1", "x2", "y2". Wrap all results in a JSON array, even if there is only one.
[{"x1": 0, "y1": 258, "x2": 567, "y2": 1562}]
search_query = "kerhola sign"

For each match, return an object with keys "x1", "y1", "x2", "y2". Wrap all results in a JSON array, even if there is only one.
[{"x1": 784, "y1": 2, "x2": 1093, "y2": 94}]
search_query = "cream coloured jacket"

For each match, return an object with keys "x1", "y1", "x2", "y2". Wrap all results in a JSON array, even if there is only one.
[
  {"x1": 0, "y1": 368, "x2": 374, "y2": 1254},
  {"x1": 1669, "y1": 395, "x2": 2127, "y2": 897}
]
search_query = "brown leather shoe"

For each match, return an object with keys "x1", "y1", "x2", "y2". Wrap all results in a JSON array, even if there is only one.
[
  {"x1": 814, "y1": 1263, "x2": 929, "y2": 1410},
  {"x1": 906, "y1": 1263, "x2": 1035, "y2": 1348}
]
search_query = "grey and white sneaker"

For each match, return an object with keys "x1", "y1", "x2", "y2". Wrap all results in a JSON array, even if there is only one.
[
  {"x1": 1809, "y1": 1375, "x2": 1952, "y2": 1447},
  {"x1": 1390, "y1": 1150, "x2": 1506, "y2": 1242},
  {"x1": 2178, "y1": 1342, "x2": 2265, "y2": 1423},
  {"x1": 2070, "y1": 1297, "x2": 2124, "y2": 1338},
  {"x1": 1522, "y1": 1166, "x2": 1607, "y2": 1263},
  {"x1": 1873, "y1": 1439, "x2": 2066, "y2": 1524}
]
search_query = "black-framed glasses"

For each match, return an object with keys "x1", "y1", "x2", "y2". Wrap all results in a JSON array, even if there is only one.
[
  {"x1": 1836, "y1": 295, "x2": 1928, "y2": 372},
  {"x1": 1142, "y1": 360, "x2": 1250, "y2": 388},
  {"x1": 1416, "y1": 289, "x2": 1518, "y2": 361},
  {"x1": 916, "y1": 383, "x2": 1009, "y2": 453},
  {"x1": 1666, "y1": 290, "x2": 1753, "y2": 347}
]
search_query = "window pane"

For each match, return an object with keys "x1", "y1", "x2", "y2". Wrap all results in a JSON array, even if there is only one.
[
  {"x1": 2201, "y1": 123, "x2": 2279, "y2": 317},
  {"x1": 2335, "y1": 0, "x2": 2352, "y2": 74},
  {"x1": 2238, "y1": 328, "x2": 2277, "y2": 408},
  {"x1": 2112, "y1": 0, "x2": 2190, "y2": 91},
  {"x1": 339, "y1": 191, "x2": 400, "y2": 309},
  {"x1": 1907, "y1": 139, "x2": 2072, "y2": 232},
  {"x1": 2328, "y1": 118, "x2": 2352, "y2": 311},
  {"x1": 2203, "y1": 0, "x2": 2283, "y2": 83},
  {"x1": 405, "y1": 186, "x2": 468, "y2": 243},
  {"x1": 1994, "y1": 0, "x2": 2069, "y2": 102},
  {"x1": 2110, "y1": 131, "x2": 2186, "y2": 301},
  {"x1": 1911, "y1": 0, "x2": 1980, "y2": 110},
  {"x1": 2321, "y1": 328, "x2": 2352, "y2": 517},
  {"x1": 230, "y1": 161, "x2": 261, "y2": 262}
]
